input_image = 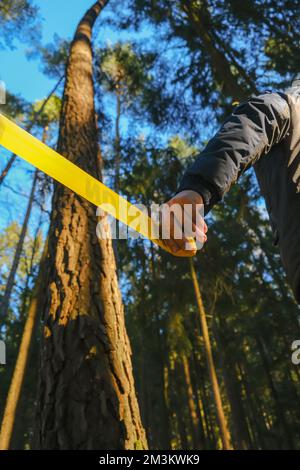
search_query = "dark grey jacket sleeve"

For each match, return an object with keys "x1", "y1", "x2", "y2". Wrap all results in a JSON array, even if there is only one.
[{"x1": 177, "y1": 92, "x2": 291, "y2": 213}]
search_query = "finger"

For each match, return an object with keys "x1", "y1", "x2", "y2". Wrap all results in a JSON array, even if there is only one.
[
  {"x1": 165, "y1": 237, "x2": 181, "y2": 254},
  {"x1": 164, "y1": 212, "x2": 183, "y2": 253},
  {"x1": 164, "y1": 214, "x2": 195, "y2": 255},
  {"x1": 192, "y1": 222, "x2": 207, "y2": 244},
  {"x1": 179, "y1": 201, "x2": 206, "y2": 236},
  {"x1": 173, "y1": 239, "x2": 198, "y2": 257},
  {"x1": 170, "y1": 208, "x2": 201, "y2": 252},
  {"x1": 190, "y1": 202, "x2": 206, "y2": 227}
]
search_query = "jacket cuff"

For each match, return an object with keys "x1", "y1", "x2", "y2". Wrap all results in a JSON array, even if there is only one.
[{"x1": 176, "y1": 174, "x2": 220, "y2": 215}]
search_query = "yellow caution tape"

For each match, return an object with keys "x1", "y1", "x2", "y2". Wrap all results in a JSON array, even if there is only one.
[{"x1": 0, "y1": 113, "x2": 197, "y2": 254}]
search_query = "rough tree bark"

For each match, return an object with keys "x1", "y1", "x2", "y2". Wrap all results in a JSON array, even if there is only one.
[{"x1": 37, "y1": 0, "x2": 147, "y2": 450}]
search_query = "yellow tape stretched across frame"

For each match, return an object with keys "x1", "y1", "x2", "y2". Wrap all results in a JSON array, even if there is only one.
[{"x1": 0, "y1": 113, "x2": 197, "y2": 254}]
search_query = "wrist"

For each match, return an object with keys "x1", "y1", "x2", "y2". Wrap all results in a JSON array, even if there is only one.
[{"x1": 174, "y1": 189, "x2": 204, "y2": 205}]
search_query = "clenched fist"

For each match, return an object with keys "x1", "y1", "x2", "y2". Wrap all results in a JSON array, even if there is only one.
[{"x1": 160, "y1": 190, "x2": 208, "y2": 257}]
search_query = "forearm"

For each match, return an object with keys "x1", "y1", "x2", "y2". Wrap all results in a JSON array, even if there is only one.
[{"x1": 177, "y1": 92, "x2": 291, "y2": 213}]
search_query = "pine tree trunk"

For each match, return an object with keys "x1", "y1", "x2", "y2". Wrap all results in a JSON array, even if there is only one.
[
  {"x1": 0, "y1": 168, "x2": 39, "y2": 320},
  {"x1": 0, "y1": 123, "x2": 51, "y2": 319},
  {"x1": 112, "y1": 92, "x2": 121, "y2": 265},
  {"x1": 36, "y1": 0, "x2": 147, "y2": 450},
  {"x1": 149, "y1": 246, "x2": 172, "y2": 449},
  {"x1": 236, "y1": 356, "x2": 267, "y2": 449},
  {"x1": 114, "y1": 92, "x2": 121, "y2": 193},
  {"x1": 194, "y1": 355, "x2": 217, "y2": 449},
  {"x1": 189, "y1": 258, "x2": 232, "y2": 450},
  {"x1": 181, "y1": 354, "x2": 203, "y2": 449},
  {"x1": 180, "y1": 0, "x2": 256, "y2": 101},
  {"x1": 255, "y1": 334, "x2": 294, "y2": 449},
  {"x1": 172, "y1": 363, "x2": 189, "y2": 449},
  {"x1": 214, "y1": 323, "x2": 252, "y2": 449},
  {"x1": 0, "y1": 241, "x2": 48, "y2": 450},
  {"x1": 190, "y1": 350, "x2": 209, "y2": 448}
]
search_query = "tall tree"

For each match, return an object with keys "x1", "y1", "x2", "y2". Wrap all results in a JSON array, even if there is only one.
[
  {"x1": 0, "y1": 95, "x2": 60, "y2": 449},
  {"x1": 0, "y1": 242, "x2": 47, "y2": 450},
  {"x1": 36, "y1": 1, "x2": 147, "y2": 450},
  {"x1": 97, "y1": 43, "x2": 151, "y2": 192},
  {"x1": 0, "y1": 96, "x2": 60, "y2": 319},
  {"x1": 189, "y1": 259, "x2": 232, "y2": 450}
]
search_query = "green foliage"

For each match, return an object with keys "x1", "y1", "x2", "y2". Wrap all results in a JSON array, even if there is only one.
[
  {"x1": 167, "y1": 311, "x2": 192, "y2": 358},
  {"x1": 2, "y1": 0, "x2": 300, "y2": 450},
  {"x1": 118, "y1": 132, "x2": 300, "y2": 449},
  {"x1": 169, "y1": 136, "x2": 199, "y2": 163},
  {"x1": 30, "y1": 95, "x2": 61, "y2": 129},
  {"x1": 0, "y1": 222, "x2": 43, "y2": 301},
  {"x1": 0, "y1": 91, "x2": 30, "y2": 121},
  {"x1": 98, "y1": 43, "x2": 151, "y2": 98},
  {"x1": 0, "y1": 0, "x2": 41, "y2": 49},
  {"x1": 35, "y1": 34, "x2": 70, "y2": 79}
]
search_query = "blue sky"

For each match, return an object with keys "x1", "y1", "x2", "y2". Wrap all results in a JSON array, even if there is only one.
[
  {"x1": 0, "y1": 0, "x2": 119, "y2": 102},
  {"x1": 0, "y1": 1, "x2": 127, "y2": 233},
  {"x1": 0, "y1": 1, "x2": 215, "y2": 234},
  {"x1": 0, "y1": 2, "x2": 96, "y2": 232}
]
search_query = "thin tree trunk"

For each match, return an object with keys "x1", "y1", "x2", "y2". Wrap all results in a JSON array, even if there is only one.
[
  {"x1": 190, "y1": 349, "x2": 209, "y2": 448},
  {"x1": 196, "y1": 361, "x2": 217, "y2": 449},
  {"x1": 0, "y1": 241, "x2": 48, "y2": 450},
  {"x1": 36, "y1": 0, "x2": 147, "y2": 450},
  {"x1": 0, "y1": 125, "x2": 49, "y2": 319},
  {"x1": 214, "y1": 322, "x2": 252, "y2": 449},
  {"x1": 0, "y1": 164, "x2": 40, "y2": 319},
  {"x1": 181, "y1": 354, "x2": 202, "y2": 449},
  {"x1": 173, "y1": 363, "x2": 189, "y2": 449},
  {"x1": 114, "y1": 92, "x2": 121, "y2": 193},
  {"x1": 236, "y1": 356, "x2": 268, "y2": 449},
  {"x1": 0, "y1": 76, "x2": 63, "y2": 186},
  {"x1": 189, "y1": 258, "x2": 232, "y2": 450},
  {"x1": 149, "y1": 245, "x2": 172, "y2": 449},
  {"x1": 19, "y1": 219, "x2": 42, "y2": 322},
  {"x1": 180, "y1": 0, "x2": 256, "y2": 101},
  {"x1": 113, "y1": 92, "x2": 121, "y2": 265},
  {"x1": 255, "y1": 334, "x2": 295, "y2": 449}
]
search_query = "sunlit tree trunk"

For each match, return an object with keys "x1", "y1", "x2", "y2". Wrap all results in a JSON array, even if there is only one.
[
  {"x1": 189, "y1": 258, "x2": 232, "y2": 450},
  {"x1": 36, "y1": 0, "x2": 146, "y2": 450},
  {"x1": 0, "y1": 241, "x2": 47, "y2": 450}
]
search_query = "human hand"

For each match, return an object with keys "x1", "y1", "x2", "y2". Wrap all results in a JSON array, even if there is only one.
[{"x1": 160, "y1": 190, "x2": 208, "y2": 257}]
